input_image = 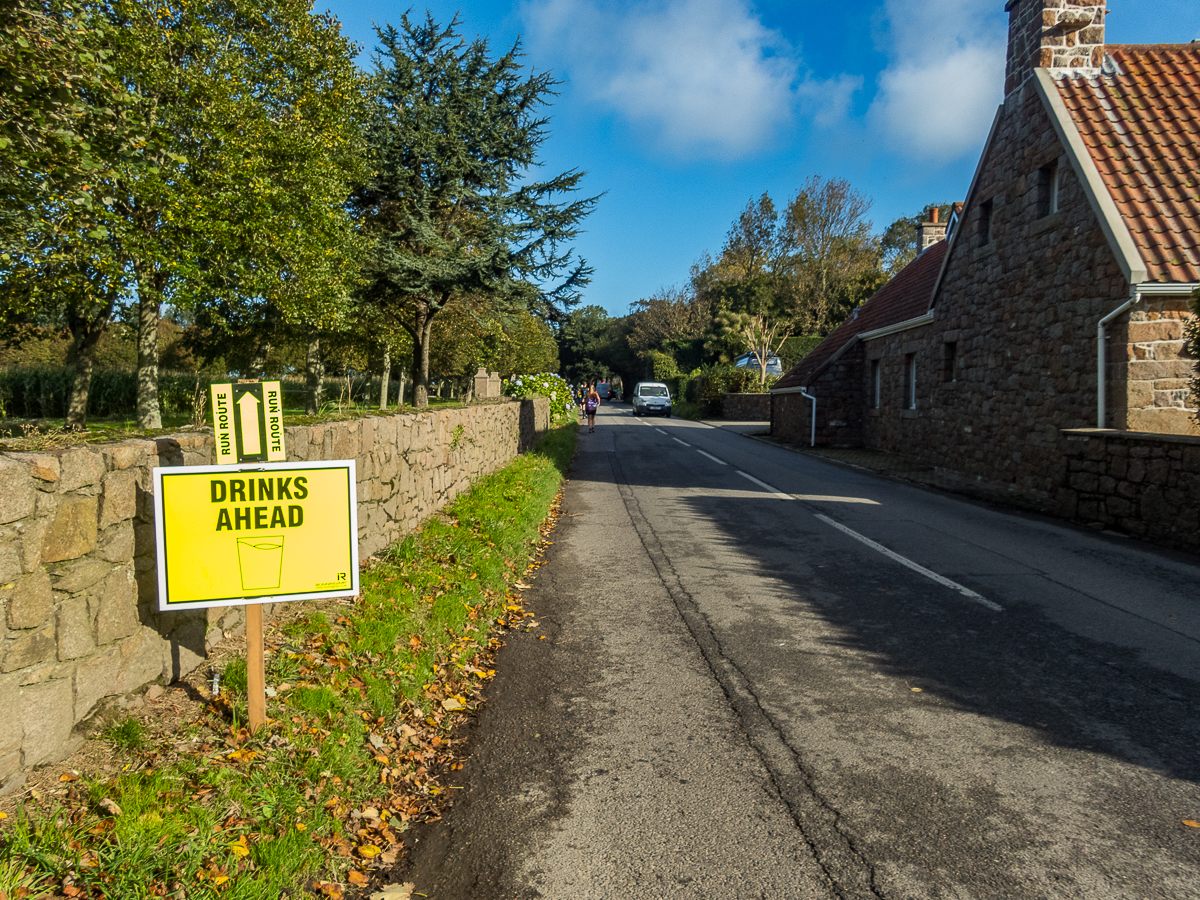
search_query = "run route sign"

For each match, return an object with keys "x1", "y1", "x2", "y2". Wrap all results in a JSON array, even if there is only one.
[
  {"x1": 211, "y1": 381, "x2": 285, "y2": 464},
  {"x1": 153, "y1": 460, "x2": 359, "y2": 611}
]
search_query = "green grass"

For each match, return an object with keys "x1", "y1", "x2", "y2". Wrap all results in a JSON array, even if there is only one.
[
  {"x1": 101, "y1": 717, "x2": 147, "y2": 753},
  {"x1": 0, "y1": 425, "x2": 576, "y2": 899}
]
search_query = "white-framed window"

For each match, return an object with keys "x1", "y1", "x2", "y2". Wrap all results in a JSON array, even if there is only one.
[{"x1": 904, "y1": 353, "x2": 917, "y2": 409}]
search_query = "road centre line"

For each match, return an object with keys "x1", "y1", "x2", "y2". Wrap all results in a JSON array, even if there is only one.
[
  {"x1": 814, "y1": 514, "x2": 1003, "y2": 612},
  {"x1": 655, "y1": 428, "x2": 668, "y2": 434},
  {"x1": 736, "y1": 471, "x2": 792, "y2": 499},
  {"x1": 731, "y1": 470, "x2": 1000, "y2": 611},
  {"x1": 673, "y1": 437, "x2": 691, "y2": 447},
  {"x1": 696, "y1": 450, "x2": 727, "y2": 466}
]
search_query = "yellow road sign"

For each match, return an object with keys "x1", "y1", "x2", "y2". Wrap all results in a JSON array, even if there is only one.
[
  {"x1": 153, "y1": 461, "x2": 358, "y2": 611},
  {"x1": 212, "y1": 382, "x2": 285, "y2": 464}
]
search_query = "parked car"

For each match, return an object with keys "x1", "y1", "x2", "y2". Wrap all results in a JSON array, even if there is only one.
[
  {"x1": 733, "y1": 351, "x2": 783, "y2": 376},
  {"x1": 631, "y1": 381, "x2": 672, "y2": 417}
]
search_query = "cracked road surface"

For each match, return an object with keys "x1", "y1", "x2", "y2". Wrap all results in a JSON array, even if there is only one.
[{"x1": 406, "y1": 407, "x2": 1200, "y2": 899}]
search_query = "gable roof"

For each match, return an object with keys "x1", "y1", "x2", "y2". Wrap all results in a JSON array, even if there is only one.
[
  {"x1": 773, "y1": 240, "x2": 947, "y2": 391},
  {"x1": 1052, "y1": 44, "x2": 1200, "y2": 284}
]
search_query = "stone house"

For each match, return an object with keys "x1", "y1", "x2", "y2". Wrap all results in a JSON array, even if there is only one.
[{"x1": 772, "y1": 0, "x2": 1199, "y2": 506}]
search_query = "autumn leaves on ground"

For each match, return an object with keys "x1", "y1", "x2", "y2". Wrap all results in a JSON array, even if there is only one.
[{"x1": 0, "y1": 426, "x2": 576, "y2": 900}]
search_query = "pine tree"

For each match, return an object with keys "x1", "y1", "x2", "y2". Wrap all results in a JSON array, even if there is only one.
[{"x1": 354, "y1": 13, "x2": 596, "y2": 407}]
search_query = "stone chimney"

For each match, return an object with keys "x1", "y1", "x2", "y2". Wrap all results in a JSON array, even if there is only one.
[
  {"x1": 1003, "y1": 0, "x2": 1107, "y2": 96},
  {"x1": 916, "y1": 206, "x2": 947, "y2": 253}
]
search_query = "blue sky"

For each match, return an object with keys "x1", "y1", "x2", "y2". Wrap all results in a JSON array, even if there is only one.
[{"x1": 319, "y1": 0, "x2": 1200, "y2": 317}]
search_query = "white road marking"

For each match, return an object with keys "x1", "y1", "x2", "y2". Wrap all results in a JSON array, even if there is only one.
[
  {"x1": 673, "y1": 438, "x2": 691, "y2": 447},
  {"x1": 655, "y1": 429, "x2": 668, "y2": 435},
  {"x1": 793, "y1": 494, "x2": 880, "y2": 505},
  {"x1": 814, "y1": 513, "x2": 1003, "y2": 612},
  {"x1": 736, "y1": 471, "x2": 792, "y2": 499},
  {"x1": 696, "y1": 450, "x2": 727, "y2": 466}
]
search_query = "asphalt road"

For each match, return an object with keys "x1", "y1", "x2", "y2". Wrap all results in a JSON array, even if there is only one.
[{"x1": 405, "y1": 404, "x2": 1200, "y2": 900}]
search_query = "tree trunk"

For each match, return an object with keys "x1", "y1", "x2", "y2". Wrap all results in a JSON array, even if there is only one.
[
  {"x1": 413, "y1": 311, "x2": 433, "y2": 408},
  {"x1": 63, "y1": 295, "x2": 115, "y2": 429},
  {"x1": 249, "y1": 339, "x2": 272, "y2": 379},
  {"x1": 379, "y1": 345, "x2": 390, "y2": 410},
  {"x1": 135, "y1": 267, "x2": 163, "y2": 429},
  {"x1": 305, "y1": 334, "x2": 323, "y2": 415},
  {"x1": 397, "y1": 370, "x2": 407, "y2": 406},
  {"x1": 64, "y1": 329, "x2": 102, "y2": 428}
]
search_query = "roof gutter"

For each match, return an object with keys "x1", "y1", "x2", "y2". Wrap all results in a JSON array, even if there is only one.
[
  {"x1": 857, "y1": 311, "x2": 935, "y2": 342},
  {"x1": 1131, "y1": 282, "x2": 1200, "y2": 295}
]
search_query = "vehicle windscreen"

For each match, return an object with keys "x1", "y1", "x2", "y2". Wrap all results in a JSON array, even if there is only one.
[{"x1": 640, "y1": 386, "x2": 668, "y2": 397}]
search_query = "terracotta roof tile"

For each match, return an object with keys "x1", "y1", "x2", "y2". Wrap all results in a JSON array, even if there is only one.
[
  {"x1": 773, "y1": 241, "x2": 946, "y2": 391},
  {"x1": 1055, "y1": 44, "x2": 1200, "y2": 283}
]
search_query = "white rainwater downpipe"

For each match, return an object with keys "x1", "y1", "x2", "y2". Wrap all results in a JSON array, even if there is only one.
[
  {"x1": 800, "y1": 389, "x2": 817, "y2": 446},
  {"x1": 1097, "y1": 291, "x2": 1141, "y2": 429}
]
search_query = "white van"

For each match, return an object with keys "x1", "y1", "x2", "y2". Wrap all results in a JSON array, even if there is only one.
[{"x1": 631, "y1": 382, "x2": 672, "y2": 417}]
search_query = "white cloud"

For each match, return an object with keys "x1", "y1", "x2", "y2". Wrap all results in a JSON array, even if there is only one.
[
  {"x1": 522, "y1": 0, "x2": 834, "y2": 159},
  {"x1": 868, "y1": 0, "x2": 1006, "y2": 160}
]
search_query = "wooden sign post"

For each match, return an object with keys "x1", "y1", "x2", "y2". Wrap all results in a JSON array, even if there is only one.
[{"x1": 151, "y1": 382, "x2": 358, "y2": 732}]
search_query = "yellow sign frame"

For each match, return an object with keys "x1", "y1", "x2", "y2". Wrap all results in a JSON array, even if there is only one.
[{"x1": 153, "y1": 460, "x2": 359, "y2": 612}]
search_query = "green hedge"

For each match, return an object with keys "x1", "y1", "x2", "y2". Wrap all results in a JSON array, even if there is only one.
[{"x1": 0, "y1": 368, "x2": 216, "y2": 420}]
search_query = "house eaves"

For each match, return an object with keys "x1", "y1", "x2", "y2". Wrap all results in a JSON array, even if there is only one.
[{"x1": 857, "y1": 311, "x2": 935, "y2": 342}]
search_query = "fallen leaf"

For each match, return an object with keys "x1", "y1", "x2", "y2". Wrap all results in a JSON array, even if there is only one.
[
  {"x1": 1184, "y1": 819, "x2": 1200, "y2": 828},
  {"x1": 441, "y1": 698, "x2": 465, "y2": 711},
  {"x1": 370, "y1": 883, "x2": 415, "y2": 900},
  {"x1": 98, "y1": 798, "x2": 123, "y2": 817},
  {"x1": 59, "y1": 772, "x2": 79, "y2": 782},
  {"x1": 357, "y1": 843, "x2": 382, "y2": 858},
  {"x1": 347, "y1": 870, "x2": 369, "y2": 886}
]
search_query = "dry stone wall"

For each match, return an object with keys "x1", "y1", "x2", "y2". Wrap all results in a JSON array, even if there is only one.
[{"x1": 0, "y1": 398, "x2": 548, "y2": 790}]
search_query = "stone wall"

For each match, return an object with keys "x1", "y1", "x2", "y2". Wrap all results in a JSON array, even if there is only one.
[
  {"x1": 1057, "y1": 428, "x2": 1200, "y2": 551},
  {"x1": 721, "y1": 393, "x2": 771, "y2": 420},
  {"x1": 0, "y1": 398, "x2": 549, "y2": 789},
  {"x1": 1112, "y1": 296, "x2": 1199, "y2": 436}
]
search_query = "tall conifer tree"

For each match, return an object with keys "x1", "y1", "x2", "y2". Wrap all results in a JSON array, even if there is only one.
[{"x1": 354, "y1": 14, "x2": 596, "y2": 407}]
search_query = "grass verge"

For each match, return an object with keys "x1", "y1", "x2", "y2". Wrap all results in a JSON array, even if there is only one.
[{"x1": 0, "y1": 425, "x2": 576, "y2": 900}]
